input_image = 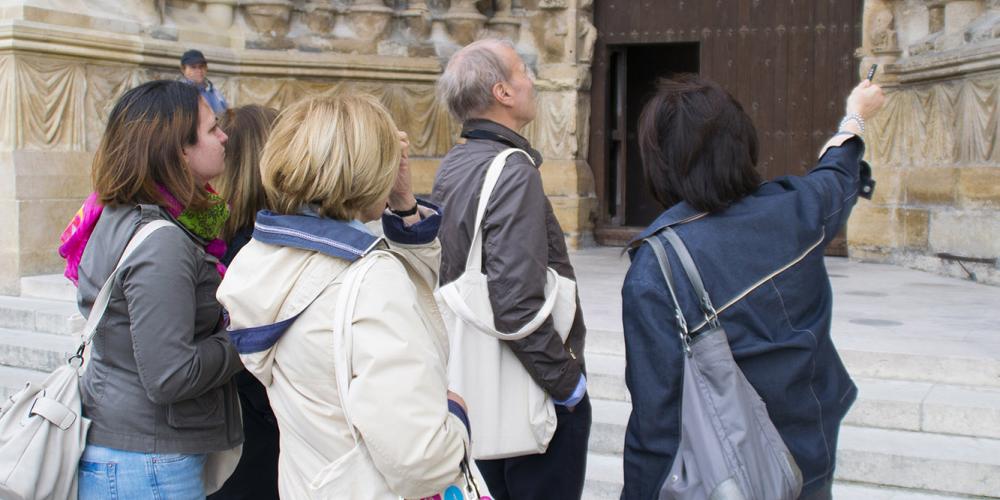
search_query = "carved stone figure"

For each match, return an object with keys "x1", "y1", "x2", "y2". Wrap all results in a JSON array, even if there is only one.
[{"x1": 871, "y1": 8, "x2": 898, "y2": 52}]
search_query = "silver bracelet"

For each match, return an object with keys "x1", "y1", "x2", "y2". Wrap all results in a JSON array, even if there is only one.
[{"x1": 839, "y1": 113, "x2": 865, "y2": 135}]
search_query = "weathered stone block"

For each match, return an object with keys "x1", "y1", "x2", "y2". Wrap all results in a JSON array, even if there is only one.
[
  {"x1": 550, "y1": 195, "x2": 596, "y2": 236},
  {"x1": 929, "y1": 210, "x2": 1000, "y2": 258},
  {"x1": 904, "y1": 166, "x2": 959, "y2": 205},
  {"x1": 13, "y1": 151, "x2": 92, "y2": 200},
  {"x1": 847, "y1": 205, "x2": 895, "y2": 248},
  {"x1": 540, "y1": 159, "x2": 595, "y2": 197},
  {"x1": 958, "y1": 167, "x2": 1000, "y2": 205},
  {"x1": 18, "y1": 199, "x2": 80, "y2": 276},
  {"x1": 869, "y1": 164, "x2": 904, "y2": 205},
  {"x1": 900, "y1": 208, "x2": 930, "y2": 249},
  {"x1": 408, "y1": 157, "x2": 440, "y2": 196}
]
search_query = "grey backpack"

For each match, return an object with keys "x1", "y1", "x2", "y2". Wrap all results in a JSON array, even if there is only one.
[{"x1": 646, "y1": 227, "x2": 802, "y2": 500}]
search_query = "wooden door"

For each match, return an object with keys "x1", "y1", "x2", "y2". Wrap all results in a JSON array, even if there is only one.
[{"x1": 589, "y1": 0, "x2": 863, "y2": 250}]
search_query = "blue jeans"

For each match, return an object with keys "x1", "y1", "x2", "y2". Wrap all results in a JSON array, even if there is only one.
[{"x1": 78, "y1": 444, "x2": 206, "y2": 500}]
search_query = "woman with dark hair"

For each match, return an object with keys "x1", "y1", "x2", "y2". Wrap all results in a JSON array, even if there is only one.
[
  {"x1": 209, "y1": 104, "x2": 280, "y2": 500},
  {"x1": 621, "y1": 75, "x2": 884, "y2": 500},
  {"x1": 58, "y1": 79, "x2": 243, "y2": 499}
]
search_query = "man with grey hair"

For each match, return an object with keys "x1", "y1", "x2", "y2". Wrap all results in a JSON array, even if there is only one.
[{"x1": 431, "y1": 39, "x2": 590, "y2": 499}]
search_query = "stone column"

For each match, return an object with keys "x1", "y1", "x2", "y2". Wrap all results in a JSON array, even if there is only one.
[
  {"x1": 203, "y1": 0, "x2": 237, "y2": 29},
  {"x1": 242, "y1": 0, "x2": 295, "y2": 49},
  {"x1": 350, "y1": 0, "x2": 395, "y2": 42},
  {"x1": 443, "y1": 0, "x2": 486, "y2": 45},
  {"x1": 487, "y1": 0, "x2": 520, "y2": 40}
]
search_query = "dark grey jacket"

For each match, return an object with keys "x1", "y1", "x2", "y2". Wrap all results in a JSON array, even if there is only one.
[
  {"x1": 77, "y1": 204, "x2": 243, "y2": 454},
  {"x1": 431, "y1": 119, "x2": 585, "y2": 401}
]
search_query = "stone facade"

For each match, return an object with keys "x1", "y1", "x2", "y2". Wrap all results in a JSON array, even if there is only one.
[
  {"x1": 854, "y1": 0, "x2": 1000, "y2": 285},
  {"x1": 0, "y1": 0, "x2": 598, "y2": 294}
]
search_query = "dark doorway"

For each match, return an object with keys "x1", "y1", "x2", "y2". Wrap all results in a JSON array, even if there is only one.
[
  {"x1": 588, "y1": 0, "x2": 864, "y2": 248},
  {"x1": 609, "y1": 43, "x2": 699, "y2": 227}
]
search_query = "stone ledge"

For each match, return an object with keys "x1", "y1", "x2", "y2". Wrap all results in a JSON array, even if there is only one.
[{"x1": 0, "y1": 19, "x2": 442, "y2": 82}]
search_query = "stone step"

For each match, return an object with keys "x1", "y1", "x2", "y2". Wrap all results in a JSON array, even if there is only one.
[
  {"x1": 836, "y1": 334, "x2": 1000, "y2": 388},
  {"x1": 583, "y1": 452, "x2": 623, "y2": 500},
  {"x1": 835, "y1": 426, "x2": 1000, "y2": 498},
  {"x1": 833, "y1": 482, "x2": 975, "y2": 500},
  {"x1": 587, "y1": 376, "x2": 1000, "y2": 458},
  {"x1": 586, "y1": 353, "x2": 628, "y2": 403},
  {"x1": 591, "y1": 398, "x2": 629, "y2": 455},
  {"x1": 0, "y1": 328, "x2": 78, "y2": 373},
  {"x1": 0, "y1": 364, "x2": 49, "y2": 401},
  {"x1": 585, "y1": 330, "x2": 1000, "y2": 394},
  {"x1": 583, "y1": 453, "x2": 973, "y2": 500},
  {"x1": 844, "y1": 378, "x2": 1000, "y2": 439},
  {"x1": 19, "y1": 274, "x2": 76, "y2": 302},
  {"x1": 0, "y1": 295, "x2": 83, "y2": 336}
]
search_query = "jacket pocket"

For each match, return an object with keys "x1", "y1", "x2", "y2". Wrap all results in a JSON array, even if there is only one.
[{"x1": 167, "y1": 388, "x2": 224, "y2": 431}]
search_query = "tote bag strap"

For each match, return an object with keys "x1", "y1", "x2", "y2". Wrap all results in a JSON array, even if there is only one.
[
  {"x1": 71, "y1": 219, "x2": 177, "y2": 364},
  {"x1": 464, "y1": 148, "x2": 534, "y2": 273},
  {"x1": 441, "y1": 148, "x2": 561, "y2": 340},
  {"x1": 331, "y1": 251, "x2": 393, "y2": 445},
  {"x1": 644, "y1": 236, "x2": 693, "y2": 356}
]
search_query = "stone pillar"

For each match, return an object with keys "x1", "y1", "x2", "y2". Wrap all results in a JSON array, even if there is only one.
[
  {"x1": 850, "y1": 0, "x2": 1000, "y2": 285},
  {"x1": 443, "y1": 0, "x2": 486, "y2": 45},
  {"x1": 203, "y1": 0, "x2": 238, "y2": 29}
]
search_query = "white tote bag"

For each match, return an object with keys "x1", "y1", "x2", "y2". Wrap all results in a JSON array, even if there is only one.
[
  {"x1": 0, "y1": 220, "x2": 173, "y2": 500},
  {"x1": 436, "y1": 148, "x2": 578, "y2": 460}
]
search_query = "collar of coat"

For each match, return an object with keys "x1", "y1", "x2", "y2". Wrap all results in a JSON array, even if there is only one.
[
  {"x1": 461, "y1": 118, "x2": 544, "y2": 167},
  {"x1": 251, "y1": 210, "x2": 384, "y2": 263},
  {"x1": 630, "y1": 202, "x2": 709, "y2": 249}
]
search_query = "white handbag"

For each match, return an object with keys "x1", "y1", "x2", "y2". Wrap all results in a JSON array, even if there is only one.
[
  {"x1": 435, "y1": 148, "x2": 578, "y2": 460},
  {"x1": 0, "y1": 220, "x2": 173, "y2": 500},
  {"x1": 315, "y1": 251, "x2": 485, "y2": 500}
]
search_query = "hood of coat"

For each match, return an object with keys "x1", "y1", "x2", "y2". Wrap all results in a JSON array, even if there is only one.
[{"x1": 216, "y1": 210, "x2": 383, "y2": 385}]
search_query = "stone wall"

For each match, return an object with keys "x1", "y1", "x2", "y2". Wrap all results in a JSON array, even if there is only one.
[
  {"x1": 0, "y1": 0, "x2": 598, "y2": 294},
  {"x1": 853, "y1": 0, "x2": 1000, "y2": 285}
]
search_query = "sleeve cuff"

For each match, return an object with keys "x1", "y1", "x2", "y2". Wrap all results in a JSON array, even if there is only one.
[
  {"x1": 447, "y1": 399, "x2": 471, "y2": 438},
  {"x1": 553, "y1": 374, "x2": 587, "y2": 407},
  {"x1": 381, "y1": 199, "x2": 441, "y2": 245},
  {"x1": 818, "y1": 132, "x2": 864, "y2": 159}
]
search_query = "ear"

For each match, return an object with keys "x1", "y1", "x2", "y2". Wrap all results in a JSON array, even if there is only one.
[{"x1": 491, "y1": 81, "x2": 513, "y2": 107}]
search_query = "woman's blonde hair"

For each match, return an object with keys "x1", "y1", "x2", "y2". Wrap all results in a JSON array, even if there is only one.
[
  {"x1": 260, "y1": 94, "x2": 401, "y2": 221},
  {"x1": 216, "y1": 105, "x2": 279, "y2": 241}
]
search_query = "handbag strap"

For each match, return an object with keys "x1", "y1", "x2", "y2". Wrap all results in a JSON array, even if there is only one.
[
  {"x1": 331, "y1": 250, "x2": 393, "y2": 445},
  {"x1": 659, "y1": 226, "x2": 720, "y2": 327},
  {"x1": 644, "y1": 236, "x2": 692, "y2": 355},
  {"x1": 71, "y1": 219, "x2": 176, "y2": 365}
]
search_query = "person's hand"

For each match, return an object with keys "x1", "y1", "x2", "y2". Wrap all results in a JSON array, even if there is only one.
[
  {"x1": 447, "y1": 390, "x2": 467, "y2": 413},
  {"x1": 845, "y1": 80, "x2": 885, "y2": 121},
  {"x1": 388, "y1": 131, "x2": 417, "y2": 212}
]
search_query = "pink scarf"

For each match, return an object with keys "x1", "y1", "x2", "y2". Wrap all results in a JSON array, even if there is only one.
[{"x1": 58, "y1": 189, "x2": 227, "y2": 285}]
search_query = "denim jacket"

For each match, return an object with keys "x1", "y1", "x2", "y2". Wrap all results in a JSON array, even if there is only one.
[{"x1": 621, "y1": 136, "x2": 870, "y2": 499}]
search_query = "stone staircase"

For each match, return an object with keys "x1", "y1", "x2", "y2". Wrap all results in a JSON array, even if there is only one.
[
  {"x1": 571, "y1": 250, "x2": 1000, "y2": 500},
  {"x1": 2, "y1": 252, "x2": 1000, "y2": 499},
  {"x1": 0, "y1": 275, "x2": 81, "y2": 401}
]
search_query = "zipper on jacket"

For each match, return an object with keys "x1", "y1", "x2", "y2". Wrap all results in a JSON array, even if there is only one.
[{"x1": 689, "y1": 228, "x2": 826, "y2": 332}]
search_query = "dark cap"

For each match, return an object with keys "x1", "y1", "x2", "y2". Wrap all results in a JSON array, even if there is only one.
[{"x1": 180, "y1": 49, "x2": 208, "y2": 66}]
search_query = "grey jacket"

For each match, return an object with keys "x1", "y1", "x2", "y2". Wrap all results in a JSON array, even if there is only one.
[
  {"x1": 431, "y1": 119, "x2": 585, "y2": 401},
  {"x1": 77, "y1": 204, "x2": 243, "y2": 454}
]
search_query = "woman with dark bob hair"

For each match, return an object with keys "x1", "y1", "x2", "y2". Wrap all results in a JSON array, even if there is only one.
[
  {"x1": 621, "y1": 75, "x2": 884, "y2": 500},
  {"x1": 59, "y1": 80, "x2": 243, "y2": 498}
]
